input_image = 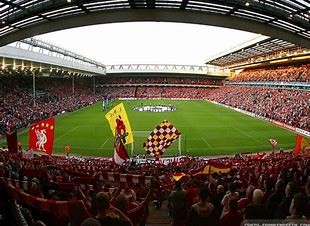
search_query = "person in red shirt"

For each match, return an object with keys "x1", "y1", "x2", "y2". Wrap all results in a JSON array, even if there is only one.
[
  {"x1": 185, "y1": 181, "x2": 198, "y2": 210},
  {"x1": 220, "y1": 199, "x2": 244, "y2": 226},
  {"x1": 238, "y1": 185, "x2": 255, "y2": 211}
]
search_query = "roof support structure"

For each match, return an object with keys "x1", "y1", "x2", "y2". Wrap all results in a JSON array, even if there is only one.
[{"x1": 0, "y1": 9, "x2": 309, "y2": 48}]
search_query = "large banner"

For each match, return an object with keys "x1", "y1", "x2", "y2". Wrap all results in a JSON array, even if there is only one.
[
  {"x1": 105, "y1": 103, "x2": 133, "y2": 145},
  {"x1": 29, "y1": 118, "x2": 55, "y2": 155}
]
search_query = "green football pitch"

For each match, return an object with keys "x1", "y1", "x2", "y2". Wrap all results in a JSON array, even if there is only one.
[{"x1": 7, "y1": 100, "x2": 297, "y2": 157}]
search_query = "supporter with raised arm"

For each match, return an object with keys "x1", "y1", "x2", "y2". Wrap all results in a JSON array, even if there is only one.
[
  {"x1": 220, "y1": 198, "x2": 243, "y2": 226},
  {"x1": 94, "y1": 192, "x2": 133, "y2": 226},
  {"x1": 221, "y1": 182, "x2": 239, "y2": 217},
  {"x1": 186, "y1": 186, "x2": 219, "y2": 226}
]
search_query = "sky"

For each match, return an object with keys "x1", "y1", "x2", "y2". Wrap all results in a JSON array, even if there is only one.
[{"x1": 37, "y1": 22, "x2": 261, "y2": 66}]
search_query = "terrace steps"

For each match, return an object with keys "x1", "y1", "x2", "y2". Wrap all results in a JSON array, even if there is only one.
[{"x1": 146, "y1": 200, "x2": 171, "y2": 226}]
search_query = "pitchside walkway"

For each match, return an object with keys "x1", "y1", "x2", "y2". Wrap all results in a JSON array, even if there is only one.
[{"x1": 146, "y1": 200, "x2": 171, "y2": 226}]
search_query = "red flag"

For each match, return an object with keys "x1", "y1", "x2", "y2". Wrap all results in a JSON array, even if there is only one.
[
  {"x1": 269, "y1": 139, "x2": 278, "y2": 148},
  {"x1": 113, "y1": 136, "x2": 129, "y2": 165},
  {"x1": 294, "y1": 134, "x2": 310, "y2": 155},
  {"x1": 6, "y1": 130, "x2": 17, "y2": 154},
  {"x1": 29, "y1": 118, "x2": 55, "y2": 155}
]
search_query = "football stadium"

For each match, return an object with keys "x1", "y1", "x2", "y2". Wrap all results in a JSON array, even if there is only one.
[{"x1": 0, "y1": 1, "x2": 309, "y2": 226}]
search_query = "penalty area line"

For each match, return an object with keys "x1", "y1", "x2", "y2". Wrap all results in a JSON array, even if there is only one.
[
  {"x1": 232, "y1": 126, "x2": 262, "y2": 144},
  {"x1": 54, "y1": 126, "x2": 79, "y2": 142},
  {"x1": 202, "y1": 138, "x2": 212, "y2": 149},
  {"x1": 100, "y1": 138, "x2": 110, "y2": 149}
]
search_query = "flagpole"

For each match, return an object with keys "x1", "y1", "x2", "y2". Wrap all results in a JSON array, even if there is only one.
[
  {"x1": 93, "y1": 76, "x2": 96, "y2": 95},
  {"x1": 72, "y1": 74, "x2": 75, "y2": 98},
  {"x1": 178, "y1": 134, "x2": 182, "y2": 156},
  {"x1": 32, "y1": 71, "x2": 36, "y2": 107}
]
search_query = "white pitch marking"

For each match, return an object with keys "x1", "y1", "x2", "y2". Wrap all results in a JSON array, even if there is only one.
[
  {"x1": 54, "y1": 126, "x2": 79, "y2": 141},
  {"x1": 100, "y1": 138, "x2": 110, "y2": 149},
  {"x1": 202, "y1": 138, "x2": 212, "y2": 149},
  {"x1": 232, "y1": 126, "x2": 262, "y2": 144}
]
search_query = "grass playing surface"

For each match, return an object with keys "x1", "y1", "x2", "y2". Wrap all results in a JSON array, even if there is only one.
[{"x1": 10, "y1": 100, "x2": 297, "y2": 157}]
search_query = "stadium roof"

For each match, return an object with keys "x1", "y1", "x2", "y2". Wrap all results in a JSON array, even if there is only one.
[
  {"x1": 0, "y1": 37, "x2": 106, "y2": 75},
  {"x1": 0, "y1": 0, "x2": 309, "y2": 48},
  {"x1": 205, "y1": 37, "x2": 307, "y2": 67}
]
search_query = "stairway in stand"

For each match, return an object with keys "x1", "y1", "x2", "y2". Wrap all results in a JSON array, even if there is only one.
[{"x1": 146, "y1": 200, "x2": 171, "y2": 226}]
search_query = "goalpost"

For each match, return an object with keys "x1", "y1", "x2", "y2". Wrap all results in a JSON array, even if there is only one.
[{"x1": 130, "y1": 131, "x2": 183, "y2": 157}]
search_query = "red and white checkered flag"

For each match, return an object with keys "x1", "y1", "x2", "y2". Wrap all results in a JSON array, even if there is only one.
[{"x1": 143, "y1": 120, "x2": 181, "y2": 158}]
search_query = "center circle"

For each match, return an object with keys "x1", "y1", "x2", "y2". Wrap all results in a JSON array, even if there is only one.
[{"x1": 133, "y1": 105, "x2": 176, "y2": 113}]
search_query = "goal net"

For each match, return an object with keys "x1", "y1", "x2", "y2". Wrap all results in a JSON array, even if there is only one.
[{"x1": 129, "y1": 131, "x2": 183, "y2": 157}]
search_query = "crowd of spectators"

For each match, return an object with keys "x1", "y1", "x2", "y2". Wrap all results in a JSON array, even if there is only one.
[
  {"x1": 1, "y1": 68, "x2": 309, "y2": 142},
  {"x1": 208, "y1": 86, "x2": 310, "y2": 131},
  {"x1": 231, "y1": 63, "x2": 310, "y2": 83},
  {"x1": 97, "y1": 76, "x2": 223, "y2": 86},
  {"x1": 97, "y1": 86, "x2": 215, "y2": 99},
  {"x1": 97, "y1": 87, "x2": 136, "y2": 99},
  {"x1": 0, "y1": 149, "x2": 309, "y2": 226},
  {"x1": 135, "y1": 87, "x2": 215, "y2": 99},
  {"x1": 0, "y1": 74, "x2": 100, "y2": 137}
]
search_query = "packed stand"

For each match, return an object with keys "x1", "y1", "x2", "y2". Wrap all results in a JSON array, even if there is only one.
[
  {"x1": 207, "y1": 86, "x2": 310, "y2": 131},
  {"x1": 97, "y1": 76, "x2": 223, "y2": 86},
  {"x1": 97, "y1": 86, "x2": 136, "y2": 99},
  {"x1": 0, "y1": 72, "x2": 99, "y2": 137},
  {"x1": 97, "y1": 86, "x2": 215, "y2": 99},
  {"x1": 0, "y1": 150, "x2": 156, "y2": 226},
  {"x1": 167, "y1": 151, "x2": 310, "y2": 226},
  {"x1": 0, "y1": 149, "x2": 309, "y2": 226},
  {"x1": 231, "y1": 63, "x2": 310, "y2": 83}
]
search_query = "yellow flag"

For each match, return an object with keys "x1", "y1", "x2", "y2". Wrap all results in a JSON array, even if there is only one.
[
  {"x1": 105, "y1": 103, "x2": 134, "y2": 144},
  {"x1": 172, "y1": 173, "x2": 186, "y2": 181}
]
